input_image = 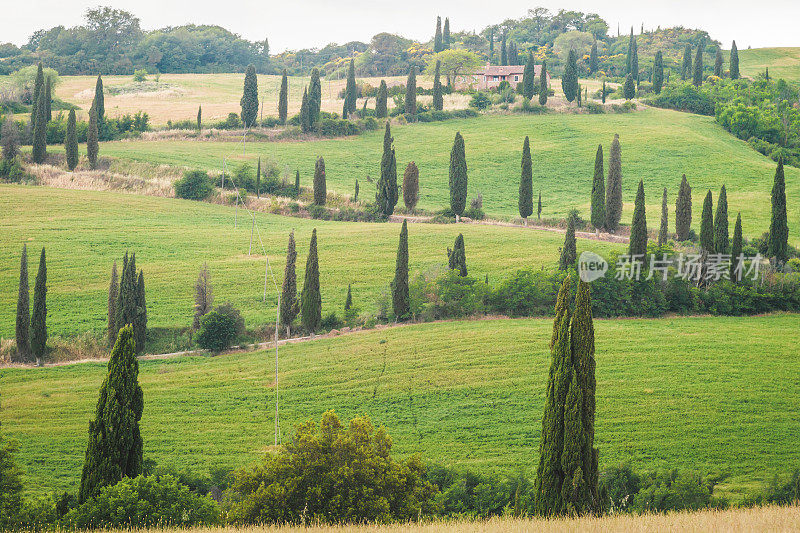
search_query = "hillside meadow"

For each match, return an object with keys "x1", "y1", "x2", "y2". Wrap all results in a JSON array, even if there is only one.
[
  {"x1": 3, "y1": 314, "x2": 800, "y2": 500},
  {"x1": 739, "y1": 47, "x2": 800, "y2": 82}
]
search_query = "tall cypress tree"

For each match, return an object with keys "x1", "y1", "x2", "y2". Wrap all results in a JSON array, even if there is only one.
[
  {"x1": 623, "y1": 74, "x2": 635, "y2": 100},
  {"x1": 30, "y1": 247, "x2": 47, "y2": 365},
  {"x1": 300, "y1": 229, "x2": 322, "y2": 332},
  {"x1": 344, "y1": 60, "x2": 357, "y2": 116},
  {"x1": 500, "y1": 35, "x2": 507, "y2": 66},
  {"x1": 433, "y1": 61, "x2": 444, "y2": 111},
  {"x1": 589, "y1": 41, "x2": 598, "y2": 74},
  {"x1": 675, "y1": 174, "x2": 693, "y2": 241},
  {"x1": 434, "y1": 16, "x2": 443, "y2": 53},
  {"x1": 538, "y1": 60, "x2": 548, "y2": 106},
  {"x1": 605, "y1": 134, "x2": 623, "y2": 232},
  {"x1": 700, "y1": 190, "x2": 714, "y2": 254},
  {"x1": 278, "y1": 70, "x2": 288, "y2": 125},
  {"x1": 562, "y1": 50, "x2": 578, "y2": 103},
  {"x1": 449, "y1": 132, "x2": 468, "y2": 221},
  {"x1": 116, "y1": 253, "x2": 138, "y2": 337},
  {"x1": 280, "y1": 231, "x2": 299, "y2": 334},
  {"x1": 197, "y1": 106, "x2": 202, "y2": 130},
  {"x1": 538, "y1": 191, "x2": 542, "y2": 219},
  {"x1": 15, "y1": 245, "x2": 30, "y2": 363},
  {"x1": 344, "y1": 284, "x2": 353, "y2": 311},
  {"x1": 730, "y1": 41, "x2": 740, "y2": 80},
  {"x1": 87, "y1": 105, "x2": 99, "y2": 169},
  {"x1": 626, "y1": 29, "x2": 634, "y2": 76},
  {"x1": 133, "y1": 270, "x2": 147, "y2": 354},
  {"x1": 78, "y1": 324, "x2": 143, "y2": 503},
  {"x1": 403, "y1": 161, "x2": 419, "y2": 212},
  {"x1": 489, "y1": 27, "x2": 495, "y2": 63},
  {"x1": 313, "y1": 157, "x2": 326, "y2": 206},
  {"x1": 299, "y1": 87, "x2": 311, "y2": 133},
  {"x1": 682, "y1": 44, "x2": 692, "y2": 80},
  {"x1": 629, "y1": 180, "x2": 648, "y2": 257},
  {"x1": 107, "y1": 261, "x2": 119, "y2": 346},
  {"x1": 443, "y1": 18, "x2": 451, "y2": 49},
  {"x1": 693, "y1": 42, "x2": 704, "y2": 86},
  {"x1": 31, "y1": 87, "x2": 47, "y2": 164},
  {"x1": 376, "y1": 80, "x2": 388, "y2": 118},
  {"x1": 31, "y1": 64, "x2": 44, "y2": 130},
  {"x1": 309, "y1": 67, "x2": 323, "y2": 124},
  {"x1": 240, "y1": 64, "x2": 259, "y2": 128},
  {"x1": 559, "y1": 216, "x2": 576, "y2": 270},
  {"x1": 65, "y1": 109, "x2": 79, "y2": 170},
  {"x1": 714, "y1": 48, "x2": 724, "y2": 78},
  {"x1": 523, "y1": 52, "x2": 536, "y2": 100},
  {"x1": 256, "y1": 157, "x2": 261, "y2": 198},
  {"x1": 626, "y1": 29, "x2": 639, "y2": 81},
  {"x1": 405, "y1": 67, "x2": 417, "y2": 115},
  {"x1": 590, "y1": 145, "x2": 605, "y2": 230},
  {"x1": 376, "y1": 122, "x2": 398, "y2": 216},
  {"x1": 767, "y1": 159, "x2": 789, "y2": 264},
  {"x1": 730, "y1": 213, "x2": 743, "y2": 281},
  {"x1": 391, "y1": 220, "x2": 410, "y2": 320},
  {"x1": 653, "y1": 51, "x2": 664, "y2": 94},
  {"x1": 519, "y1": 136, "x2": 533, "y2": 224},
  {"x1": 93, "y1": 75, "x2": 105, "y2": 128},
  {"x1": 714, "y1": 185, "x2": 729, "y2": 254},
  {"x1": 44, "y1": 79, "x2": 52, "y2": 123},
  {"x1": 447, "y1": 233, "x2": 467, "y2": 276},
  {"x1": 658, "y1": 188, "x2": 669, "y2": 246}
]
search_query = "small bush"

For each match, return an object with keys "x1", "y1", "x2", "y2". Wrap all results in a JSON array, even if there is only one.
[
  {"x1": 174, "y1": 170, "x2": 214, "y2": 200},
  {"x1": 0, "y1": 157, "x2": 26, "y2": 182},
  {"x1": 195, "y1": 303, "x2": 244, "y2": 352},
  {"x1": 469, "y1": 92, "x2": 492, "y2": 110}
]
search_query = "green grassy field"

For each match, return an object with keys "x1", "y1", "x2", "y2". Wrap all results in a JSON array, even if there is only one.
[
  {"x1": 739, "y1": 47, "x2": 800, "y2": 81},
  {"x1": 3, "y1": 314, "x2": 799, "y2": 500},
  {"x1": 0, "y1": 185, "x2": 622, "y2": 340},
  {"x1": 98, "y1": 109, "x2": 800, "y2": 244}
]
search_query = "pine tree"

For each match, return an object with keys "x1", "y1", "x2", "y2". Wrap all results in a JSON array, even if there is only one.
[
  {"x1": 240, "y1": 64, "x2": 259, "y2": 128},
  {"x1": 443, "y1": 18, "x2": 451, "y2": 49},
  {"x1": 376, "y1": 80, "x2": 388, "y2": 118},
  {"x1": 433, "y1": 61, "x2": 444, "y2": 111},
  {"x1": 15, "y1": 245, "x2": 30, "y2": 363},
  {"x1": 65, "y1": 109, "x2": 79, "y2": 170},
  {"x1": 31, "y1": 64, "x2": 44, "y2": 131},
  {"x1": 590, "y1": 145, "x2": 605, "y2": 230},
  {"x1": 519, "y1": 136, "x2": 533, "y2": 224},
  {"x1": 313, "y1": 157, "x2": 326, "y2": 206},
  {"x1": 391, "y1": 220, "x2": 410, "y2": 320},
  {"x1": 730, "y1": 41, "x2": 740, "y2": 80},
  {"x1": 693, "y1": 42, "x2": 704, "y2": 86},
  {"x1": 87, "y1": 105, "x2": 99, "y2": 169},
  {"x1": 629, "y1": 180, "x2": 648, "y2": 257},
  {"x1": 280, "y1": 231, "x2": 299, "y2": 334},
  {"x1": 675, "y1": 174, "x2": 693, "y2": 241},
  {"x1": 300, "y1": 87, "x2": 311, "y2": 133},
  {"x1": 714, "y1": 48, "x2": 724, "y2": 77},
  {"x1": 700, "y1": 190, "x2": 714, "y2": 254},
  {"x1": 376, "y1": 122, "x2": 398, "y2": 215},
  {"x1": 538, "y1": 191, "x2": 542, "y2": 219},
  {"x1": 107, "y1": 261, "x2": 119, "y2": 345},
  {"x1": 30, "y1": 247, "x2": 47, "y2": 365},
  {"x1": 278, "y1": 70, "x2": 288, "y2": 125},
  {"x1": 405, "y1": 67, "x2": 417, "y2": 115},
  {"x1": 714, "y1": 185, "x2": 729, "y2": 254},
  {"x1": 605, "y1": 134, "x2": 623, "y2": 232},
  {"x1": 133, "y1": 270, "x2": 147, "y2": 354},
  {"x1": 623, "y1": 74, "x2": 635, "y2": 100},
  {"x1": 559, "y1": 215, "x2": 577, "y2": 270},
  {"x1": 449, "y1": 132, "x2": 468, "y2": 221},
  {"x1": 658, "y1": 188, "x2": 669, "y2": 246},
  {"x1": 44, "y1": 79, "x2": 52, "y2": 123},
  {"x1": 682, "y1": 44, "x2": 692, "y2": 80},
  {"x1": 344, "y1": 60, "x2": 357, "y2": 116},
  {"x1": 653, "y1": 51, "x2": 664, "y2": 94},
  {"x1": 197, "y1": 106, "x2": 202, "y2": 130},
  {"x1": 434, "y1": 16, "x2": 443, "y2": 53},
  {"x1": 730, "y1": 213, "x2": 743, "y2": 281},
  {"x1": 93, "y1": 75, "x2": 105, "y2": 127},
  {"x1": 403, "y1": 161, "x2": 419, "y2": 212},
  {"x1": 31, "y1": 86, "x2": 47, "y2": 164},
  {"x1": 523, "y1": 52, "x2": 536, "y2": 100},
  {"x1": 767, "y1": 158, "x2": 789, "y2": 264},
  {"x1": 589, "y1": 41, "x2": 598, "y2": 74},
  {"x1": 300, "y1": 229, "x2": 322, "y2": 332},
  {"x1": 501, "y1": 35, "x2": 508, "y2": 66},
  {"x1": 78, "y1": 324, "x2": 143, "y2": 503},
  {"x1": 562, "y1": 50, "x2": 578, "y2": 103},
  {"x1": 538, "y1": 61, "x2": 549, "y2": 106},
  {"x1": 447, "y1": 233, "x2": 467, "y2": 276},
  {"x1": 309, "y1": 67, "x2": 323, "y2": 124}
]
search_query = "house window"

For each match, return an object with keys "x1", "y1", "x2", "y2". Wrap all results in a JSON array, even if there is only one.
[
  {"x1": 493, "y1": 76, "x2": 499, "y2": 81},
  {"x1": 514, "y1": 75, "x2": 519, "y2": 82}
]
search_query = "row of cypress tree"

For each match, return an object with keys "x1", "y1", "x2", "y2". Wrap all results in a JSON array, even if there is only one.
[
  {"x1": 432, "y1": 16, "x2": 452, "y2": 54},
  {"x1": 107, "y1": 252, "x2": 148, "y2": 354},
  {"x1": 13, "y1": 246, "x2": 47, "y2": 365}
]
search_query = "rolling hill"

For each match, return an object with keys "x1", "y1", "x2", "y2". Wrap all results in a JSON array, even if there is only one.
[{"x1": 739, "y1": 47, "x2": 800, "y2": 81}]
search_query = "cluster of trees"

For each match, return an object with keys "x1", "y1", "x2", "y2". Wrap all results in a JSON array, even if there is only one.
[{"x1": 106, "y1": 253, "x2": 148, "y2": 353}]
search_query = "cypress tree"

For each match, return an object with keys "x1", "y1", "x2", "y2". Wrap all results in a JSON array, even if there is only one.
[
  {"x1": 65, "y1": 109, "x2": 79, "y2": 170},
  {"x1": 629, "y1": 180, "x2": 648, "y2": 257},
  {"x1": 107, "y1": 261, "x2": 119, "y2": 345},
  {"x1": 626, "y1": 29, "x2": 634, "y2": 75},
  {"x1": 87, "y1": 105, "x2": 99, "y2": 169},
  {"x1": 133, "y1": 270, "x2": 147, "y2": 354},
  {"x1": 501, "y1": 35, "x2": 507, "y2": 66},
  {"x1": 295, "y1": 170, "x2": 300, "y2": 192},
  {"x1": 31, "y1": 64, "x2": 44, "y2": 130},
  {"x1": 240, "y1": 64, "x2": 259, "y2": 128},
  {"x1": 344, "y1": 60, "x2": 357, "y2": 116},
  {"x1": 538, "y1": 60, "x2": 548, "y2": 106},
  {"x1": 508, "y1": 42, "x2": 518, "y2": 66},
  {"x1": 577, "y1": 83, "x2": 582, "y2": 107},
  {"x1": 403, "y1": 161, "x2": 419, "y2": 212},
  {"x1": 434, "y1": 16, "x2": 443, "y2": 53},
  {"x1": 443, "y1": 18, "x2": 450, "y2": 49},
  {"x1": 449, "y1": 132, "x2": 468, "y2": 221},
  {"x1": 31, "y1": 87, "x2": 47, "y2": 164},
  {"x1": 354, "y1": 178, "x2": 359, "y2": 202},
  {"x1": 391, "y1": 220, "x2": 410, "y2": 320},
  {"x1": 519, "y1": 136, "x2": 533, "y2": 224},
  {"x1": 627, "y1": 29, "x2": 639, "y2": 81},
  {"x1": 300, "y1": 87, "x2": 310, "y2": 133},
  {"x1": 405, "y1": 67, "x2": 417, "y2": 115},
  {"x1": 589, "y1": 41, "x2": 598, "y2": 74},
  {"x1": 280, "y1": 231, "x2": 299, "y2": 334},
  {"x1": 623, "y1": 73, "x2": 635, "y2": 100},
  {"x1": 44, "y1": 79, "x2": 52, "y2": 123},
  {"x1": 767, "y1": 159, "x2": 789, "y2": 264},
  {"x1": 559, "y1": 215, "x2": 577, "y2": 270},
  {"x1": 313, "y1": 157, "x2": 326, "y2": 206},
  {"x1": 197, "y1": 106, "x2": 202, "y2": 130},
  {"x1": 590, "y1": 145, "x2": 605, "y2": 230},
  {"x1": 93, "y1": 75, "x2": 105, "y2": 127},
  {"x1": 653, "y1": 51, "x2": 664, "y2": 94},
  {"x1": 30, "y1": 247, "x2": 47, "y2": 366},
  {"x1": 376, "y1": 80, "x2": 388, "y2": 118},
  {"x1": 605, "y1": 134, "x2": 623, "y2": 232},
  {"x1": 447, "y1": 233, "x2": 467, "y2": 276},
  {"x1": 78, "y1": 324, "x2": 143, "y2": 503},
  {"x1": 116, "y1": 253, "x2": 137, "y2": 336},
  {"x1": 682, "y1": 44, "x2": 692, "y2": 81},
  {"x1": 700, "y1": 190, "x2": 714, "y2": 254},
  {"x1": 562, "y1": 50, "x2": 578, "y2": 103},
  {"x1": 278, "y1": 70, "x2": 288, "y2": 125},
  {"x1": 693, "y1": 42, "x2": 704, "y2": 86},
  {"x1": 675, "y1": 174, "x2": 692, "y2": 241},
  {"x1": 309, "y1": 67, "x2": 323, "y2": 124},
  {"x1": 256, "y1": 157, "x2": 261, "y2": 198},
  {"x1": 193, "y1": 263, "x2": 213, "y2": 331},
  {"x1": 714, "y1": 185, "x2": 729, "y2": 254},
  {"x1": 714, "y1": 48, "x2": 724, "y2": 77},
  {"x1": 523, "y1": 52, "x2": 536, "y2": 100},
  {"x1": 730, "y1": 213, "x2": 743, "y2": 281},
  {"x1": 658, "y1": 188, "x2": 669, "y2": 246},
  {"x1": 538, "y1": 191, "x2": 542, "y2": 219},
  {"x1": 15, "y1": 245, "x2": 30, "y2": 363},
  {"x1": 376, "y1": 122, "x2": 398, "y2": 215},
  {"x1": 433, "y1": 61, "x2": 444, "y2": 111},
  {"x1": 489, "y1": 27, "x2": 495, "y2": 63},
  {"x1": 601, "y1": 80, "x2": 606, "y2": 104},
  {"x1": 344, "y1": 284, "x2": 353, "y2": 311},
  {"x1": 730, "y1": 41, "x2": 740, "y2": 80},
  {"x1": 300, "y1": 229, "x2": 322, "y2": 332}
]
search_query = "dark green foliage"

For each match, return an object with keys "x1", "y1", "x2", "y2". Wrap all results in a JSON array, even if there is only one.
[
  {"x1": 295, "y1": 170, "x2": 300, "y2": 192},
  {"x1": 14, "y1": 245, "x2": 30, "y2": 362},
  {"x1": 197, "y1": 106, "x2": 202, "y2": 130},
  {"x1": 344, "y1": 60, "x2": 357, "y2": 116},
  {"x1": 30, "y1": 247, "x2": 47, "y2": 364},
  {"x1": 501, "y1": 35, "x2": 507, "y2": 65},
  {"x1": 1, "y1": 118, "x2": 20, "y2": 161},
  {"x1": 278, "y1": 70, "x2": 288, "y2": 125},
  {"x1": 538, "y1": 191, "x2": 542, "y2": 219},
  {"x1": 32, "y1": 63, "x2": 44, "y2": 129},
  {"x1": 280, "y1": 231, "x2": 299, "y2": 332},
  {"x1": 714, "y1": 48, "x2": 724, "y2": 77},
  {"x1": 434, "y1": 17, "x2": 443, "y2": 53},
  {"x1": 79, "y1": 325, "x2": 143, "y2": 503},
  {"x1": 589, "y1": 41, "x2": 598, "y2": 74},
  {"x1": 0, "y1": 433, "x2": 24, "y2": 529},
  {"x1": 299, "y1": 88, "x2": 311, "y2": 133},
  {"x1": 700, "y1": 190, "x2": 714, "y2": 253},
  {"x1": 31, "y1": 86, "x2": 48, "y2": 164},
  {"x1": 447, "y1": 233, "x2": 467, "y2": 276},
  {"x1": 658, "y1": 188, "x2": 669, "y2": 246},
  {"x1": 432, "y1": 61, "x2": 444, "y2": 111},
  {"x1": 376, "y1": 80, "x2": 388, "y2": 118},
  {"x1": 714, "y1": 185, "x2": 729, "y2": 254},
  {"x1": 87, "y1": 105, "x2": 99, "y2": 169},
  {"x1": 65, "y1": 109, "x2": 79, "y2": 170},
  {"x1": 93, "y1": 75, "x2": 105, "y2": 125},
  {"x1": 405, "y1": 67, "x2": 417, "y2": 115},
  {"x1": 313, "y1": 157, "x2": 326, "y2": 206},
  {"x1": 538, "y1": 60, "x2": 548, "y2": 106},
  {"x1": 675, "y1": 174, "x2": 693, "y2": 241},
  {"x1": 629, "y1": 180, "x2": 648, "y2": 257},
  {"x1": 354, "y1": 178, "x2": 359, "y2": 201},
  {"x1": 240, "y1": 65, "x2": 259, "y2": 128},
  {"x1": 730, "y1": 41, "x2": 740, "y2": 79},
  {"x1": 768, "y1": 159, "x2": 788, "y2": 263},
  {"x1": 626, "y1": 29, "x2": 638, "y2": 81},
  {"x1": 392, "y1": 220, "x2": 410, "y2": 320},
  {"x1": 376, "y1": 122, "x2": 398, "y2": 216},
  {"x1": 601, "y1": 80, "x2": 607, "y2": 104},
  {"x1": 443, "y1": 17, "x2": 450, "y2": 49},
  {"x1": 403, "y1": 161, "x2": 419, "y2": 212},
  {"x1": 195, "y1": 307, "x2": 240, "y2": 352},
  {"x1": 623, "y1": 74, "x2": 635, "y2": 100},
  {"x1": 193, "y1": 263, "x2": 213, "y2": 331},
  {"x1": 562, "y1": 50, "x2": 578, "y2": 103},
  {"x1": 174, "y1": 170, "x2": 213, "y2": 200},
  {"x1": 449, "y1": 132, "x2": 468, "y2": 219},
  {"x1": 44, "y1": 79, "x2": 52, "y2": 123},
  {"x1": 559, "y1": 216, "x2": 576, "y2": 270},
  {"x1": 590, "y1": 144, "x2": 605, "y2": 230},
  {"x1": 309, "y1": 68, "x2": 323, "y2": 125},
  {"x1": 605, "y1": 134, "x2": 623, "y2": 232},
  {"x1": 693, "y1": 42, "x2": 704, "y2": 87},
  {"x1": 653, "y1": 51, "x2": 664, "y2": 94},
  {"x1": 133, "y1": 271, "x2": 147, "y2": 354},
  {"x1": 301, "y1": 229, "x2": 322, "y2": 332},
  {"x1": 115, "y1": 252, "x2": 138, "y2": 345},
  {"x1": 107, "y1": 262, "x2": 119, "y2": 345},
  {"x1": 256, "y1": 157, "x2": 261, "y2": 198},
  {"x1": 523, "y1": 52, "x2": 536, "y2": 100},
  {"x1": 519, "y1": 136, "x2": 533, "y2": 222},
  {"x1": 682, "y1": 44, "x2": 692, "y2": 80},
  {"x1": 731, "y1": 213, "x2": 743, "y2": 281}
]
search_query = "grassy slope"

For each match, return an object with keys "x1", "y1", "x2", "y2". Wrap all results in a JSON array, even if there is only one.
[
  {"x1": 0, "y1": 185, "x2": 621, "y2": 339},
  {"x1": 98, "y1": 108, "x2": 800, "y2": 244},
  {"x1": 739, "y1": 47, "x2": 800, "y2": 81},
  {"x1": 3, "y1": 314, "x2": 799, "y2": 499}
]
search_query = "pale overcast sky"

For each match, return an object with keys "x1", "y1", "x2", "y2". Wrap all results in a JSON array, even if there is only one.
[{"x1": 8, "y1": 0, "x2": 800, "y2": 51}]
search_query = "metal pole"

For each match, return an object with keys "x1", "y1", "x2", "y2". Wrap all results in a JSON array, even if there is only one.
[
  {"x1": 264, "y1": 259, "x2": 268, "y2": 302},
  {"x1": 235, "y1": 196, "x2": 238, "y2": 228},
  {"x1": 275, "y1": 292, "x2": 281, "y2": 446},
  {"x1": 249, "y1": 216, "x2": 255, "y2": 255}
]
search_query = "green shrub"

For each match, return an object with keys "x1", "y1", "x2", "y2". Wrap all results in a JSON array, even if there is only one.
[
  {"x1": 133, "y1": 69, "x2": 148, "y2": 82},
  {"x1": 0, "y1": 434, "x2": 24, "y2": 529},
  {"x1": 0, "y1": 157, "x2": 25, "y2": 182},
  {"x1": 174, "y1": 170, "x2": 214, "y2": 200},
  {"x1": 645, "y1": 83, "x2": 715, "y2": 116},
  {"x1": 194, "y1": 303, "x2": 244, "y2": 352},
  {"x1": 469, "y1": 92, "x2": 491, "y2": 110}
]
